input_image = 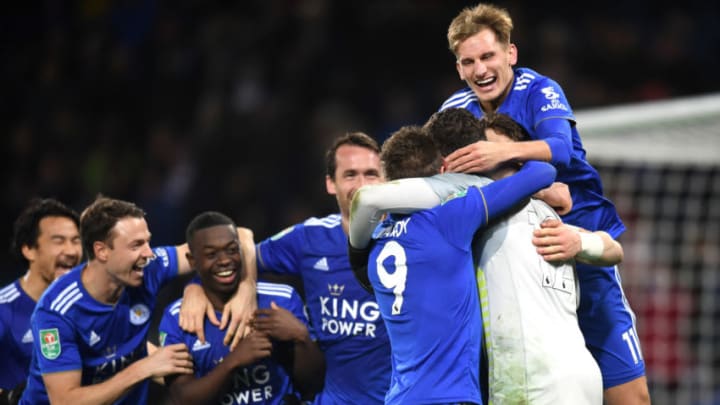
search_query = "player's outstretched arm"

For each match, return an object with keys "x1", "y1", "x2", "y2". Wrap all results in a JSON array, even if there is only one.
[
  {"x1": 349, "y1": 178, "x2": 442, "y2": 249},
  {"x1": 221, "y1": 227, "x2": 258, "y2": 350},
  {"x1": 43, "y1": 343, "x2": 193, "y2": 405},
  {"x1": 478, "y1": 161, "x2": 557, "y2": 222},
  {"x1": 445, "y1": 118, "x2": 574, "y2": 174},
  {"x1": 533, "y1": 182, "x2": 572, "y2": 215},
  {"x1": 445, "y1": 139, "x2": 553, "y2": 174},
  {"x1": 178, "y1": 283, "x2": 217, "y2": 344},
  {"x1": 532, "y1": 219, "x2": 624, "y2": 266},
  {"x1": 165, "y1": 333, "x2": 272, "y2": 405}
]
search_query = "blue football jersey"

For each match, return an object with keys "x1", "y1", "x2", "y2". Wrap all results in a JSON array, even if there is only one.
[
  {"x1": 20, "y1": 246, "x2": 179, "y2": 405},
  {"x1": 442, "y1": 68, "x2": 646, "y2": 388},
  {"x1": 159, "y1": 281, "x2": 309, "y2": 405},
  {"x1": 441, "y1": 67, "x2": 625, "y2": 238},
  {"x1": 0, "y1": 280, "x2": 36, "y2": 389},
  {"x1": 257, "y1": 214, "x2": 391, "y2": 405},
  {"x1": 369, "y1": 186, "x2": 487, "y2": 405}
]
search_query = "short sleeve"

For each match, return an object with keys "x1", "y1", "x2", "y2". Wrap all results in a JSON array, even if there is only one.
[{"x1": 31, "y1": 307, "x2": 82, "y2": 375}]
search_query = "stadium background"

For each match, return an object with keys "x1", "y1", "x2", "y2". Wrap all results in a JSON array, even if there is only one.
[{"x1": 2, "y1": 1, "x2": 718, "y2": 403}]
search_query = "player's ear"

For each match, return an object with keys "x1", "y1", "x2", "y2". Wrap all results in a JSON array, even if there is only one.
[
  {"x1": 326, "y1": 175, "x2": 337, "y2": 196},
  {"x1": 186, "y1": 251, "x2": 195, "y2": 270},
  {"x1": 21, "y1": 244, "x2": 37, "y2": 263},
  {"x1": 94, "y1": 241, "x2": 109, "y2": 261},
  {"x1": 508, "y1": 43, "x2": 518, "y2": 66},
  {"x1": 455, "y1": 60, "x2": 464, "y2": 81}
]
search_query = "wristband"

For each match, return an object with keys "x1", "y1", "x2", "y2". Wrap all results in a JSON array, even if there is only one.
[{"x1": 579, "y1": 232, "x2": 604, "y2": 260}]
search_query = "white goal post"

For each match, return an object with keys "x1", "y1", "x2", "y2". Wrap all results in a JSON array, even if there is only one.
[
  {"x1": 577, "y1": 92, "x2": 720, "y2": 165},
  {"x1": 575, "y1": 93, "x2": 720, "y2": 405}
]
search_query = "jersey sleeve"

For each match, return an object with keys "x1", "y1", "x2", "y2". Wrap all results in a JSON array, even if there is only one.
[
  {"x1": 143, "y1": 246, "x2": 180, "y2": 296},
  {"x1": 436, "y1": 160, "x2": 556, "y2": 247},
  {"x1": 477, "y1": 161, "x2": 557, "y2": 221},
  {"x1": 349, "y1": 178, "x2": 443, "y2": 249},
  {"x1": 529, "y1": 77, "x2": 575, "y2": 125},
  {"x1": 31, "y1": 307, "x2": 82, "y2": 374},
  {"x1": 256, "y1": 225, "x2": 305, "y2": 275},
  {"x1": 434, "y1": 186, "x2": 491, "y2": 246},
  {"x1": 157, "y1": 300, "x2": 184, "y2": 347},
  {"x1": 528, "y1": 77, "x2": 575, "y2": 167}
]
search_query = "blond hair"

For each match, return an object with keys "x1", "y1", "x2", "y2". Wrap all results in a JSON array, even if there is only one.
[{"x1": 447, "y1": 3, "x2": 513, "y2": 55}]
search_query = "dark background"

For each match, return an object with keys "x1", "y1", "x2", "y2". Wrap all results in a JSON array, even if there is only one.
[
  {"x1": 3, "y1": 1, "x2": 720, "y2": 403},
  {"x1": 2, "y1": 0, "x2": 718, "y2": 279}
]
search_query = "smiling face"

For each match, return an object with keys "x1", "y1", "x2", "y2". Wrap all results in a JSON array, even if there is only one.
[
  {"x1": 455, "y1": 28, "x2": 517, "y2": 112},
  {"x1": 99, "y1": 216, "x2": 155, "y2": 288},
  {"x1": 23, "y1": 216, "x2": 82, "y2": 284},
  {"x1": 326, "y1": 144, "x2": 383, "y2": 227},
  {"x1": 188, "y1": 224, "x2": 243, "y2": 298}
]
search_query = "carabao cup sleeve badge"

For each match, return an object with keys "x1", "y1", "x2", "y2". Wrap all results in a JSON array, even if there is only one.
[{"x1": 40, "y1": 328, "x2": 62, "y2": 359}]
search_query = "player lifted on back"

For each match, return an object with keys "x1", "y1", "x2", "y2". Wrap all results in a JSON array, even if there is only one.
[{"x1": 440, "y1": 4, "x2": 649, "y2": 404}]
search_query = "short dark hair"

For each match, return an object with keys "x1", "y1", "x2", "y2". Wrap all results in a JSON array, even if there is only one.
[
  {"x1": 325, "y1": 132, "x2": 380, "y2": 179},
  {"x1": 11, "y1": 198, "x2": 80, "y2": 263},
  {"x1": 482, "y1": 113, "x2": 530, "y2": 142},
  {"x1": 185, "y1": 211, "x2": 236, "y2": 251},
  {"x1": 380, "y1": 126, "x2": 443, "y2": 181},
  {"x1": 424, "y1": 108, "x2": 487, "y2": 156},
  {"x1": 80, "y1": 196, "x2": 145, "y2": 260}
]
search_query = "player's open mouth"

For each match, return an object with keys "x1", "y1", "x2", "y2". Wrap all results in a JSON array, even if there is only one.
[
  {"x1": 474, "y1": 77, "x2": 496, "y2": 88},
  {"x1": 56, "y1": 261, "x2": 76, "y2": 271},
  {"x1": 131, "y1": 259, "x2": 151, "y2": 274},
  {"x1": 213, "y1": 268, "x2": 237, "y2": 284}
]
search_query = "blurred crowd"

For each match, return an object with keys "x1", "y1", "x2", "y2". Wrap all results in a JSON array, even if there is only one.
[{"x1": 2, "y1": 0, "x2": 719, "y2": 281}]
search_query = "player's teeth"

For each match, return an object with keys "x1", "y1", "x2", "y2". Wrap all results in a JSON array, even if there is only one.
[{"x1": 217, "y1": 270, "x2": 233, "y2": 277}]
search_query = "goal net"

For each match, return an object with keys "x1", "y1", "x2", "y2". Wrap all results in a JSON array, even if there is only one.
[{"x1": 575, "y1": 93, "x2": 720, "y2": 405}]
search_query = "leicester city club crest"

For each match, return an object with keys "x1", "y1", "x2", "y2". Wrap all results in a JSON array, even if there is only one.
[{"x1": 130, "y1": 303, "x2": 151, "y2": 325}]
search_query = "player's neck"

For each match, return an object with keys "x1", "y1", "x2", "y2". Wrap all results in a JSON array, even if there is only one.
[
  {"x1": 19, "y1": 268, "x2": 49, "y2": 302},
  {"x1": 206, "y1": 287, "x2": 232, "y2": 313},
  {"x1": 480, "y1": 100, "x2": 499, "y2": 114},
  {"x1": 341, "y1": 215, "x2": 350, "y2": 236},
  {"x1": 82, "y1": 261, "x2": 125, "y2": 305},
  {"x1": 479, "y1": 81, "x2": 512, "y2": 114}
]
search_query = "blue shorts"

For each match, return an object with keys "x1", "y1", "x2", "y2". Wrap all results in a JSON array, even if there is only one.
[{"x1": 576, "y1": 263, "x2": 646, "y2": 388}]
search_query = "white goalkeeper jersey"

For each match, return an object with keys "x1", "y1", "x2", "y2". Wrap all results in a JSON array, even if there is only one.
[
  {"x1": 476, "y1": 198, "x2": 602, "y2": 405},
  {"x1": 349, "y1": 172, "x2": 603, "y2": 404}
]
